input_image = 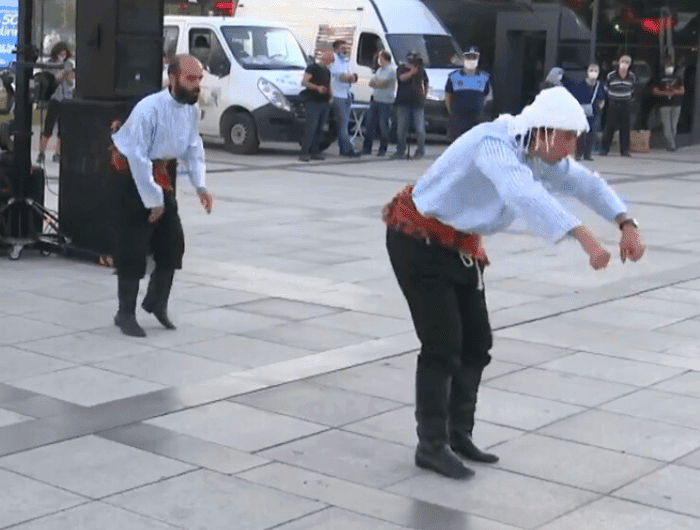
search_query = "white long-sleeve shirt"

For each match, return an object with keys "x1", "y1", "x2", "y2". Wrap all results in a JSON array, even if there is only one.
[
  {"x1": 329, "y1": 53, "x2": 353, "y2": 100},
  {"x1": 412, "y1": 119, "x2": 627, "y2": 243},
  {"x1": 112, "y1": 89, "x2": 206, "y2": 209}
]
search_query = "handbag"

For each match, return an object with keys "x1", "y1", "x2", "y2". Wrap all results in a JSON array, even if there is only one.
[{"x1": 582, "y1": 82, "x2": 599, "y2": 117}]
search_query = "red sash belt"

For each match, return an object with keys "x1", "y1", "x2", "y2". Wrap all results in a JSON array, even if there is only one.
[{"x1": 382, "y1": 185, "x2": 489, "y2": 265}]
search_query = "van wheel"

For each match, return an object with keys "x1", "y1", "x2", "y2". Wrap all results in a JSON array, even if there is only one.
[{"x1": 223, "y1": 112, "x2": 259, "y2": 154}]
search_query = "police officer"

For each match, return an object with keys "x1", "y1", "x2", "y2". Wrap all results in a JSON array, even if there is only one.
[{"x1": 444, "y1": 46, "x2": 493, "y2": 140}]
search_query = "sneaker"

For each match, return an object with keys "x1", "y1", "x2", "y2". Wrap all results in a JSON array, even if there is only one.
[
  {"x1": 310, "y1": 154, "x2": 326, "y2": 161},
  {"x1": 36, "y1": 152, "x2": 45, "y2": 164},
  {"x1": 52, "y1": 153, "x2": 60, "y2": 163},
  {"x1": 298, "y1": 155, "x2": 311, "y2": 162}
]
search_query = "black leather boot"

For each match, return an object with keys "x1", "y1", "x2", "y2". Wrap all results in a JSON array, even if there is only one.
[
  {"x1": 415, "y1": 361, "x2": 475, "y2": 479},
  {"x1": 449, "y1": 365, "x2": 499, "y2": 463},
  {"x1": 114, "y1": 276, "x2": 146, "y2": 337},
  {"x1": 142, "y1": 268, "x2": 176, "y2": 329}
]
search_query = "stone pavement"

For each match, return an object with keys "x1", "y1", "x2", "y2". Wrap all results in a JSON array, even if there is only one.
[{"x1": 2, "y1": 140, "x2": 700, "y2": 529}]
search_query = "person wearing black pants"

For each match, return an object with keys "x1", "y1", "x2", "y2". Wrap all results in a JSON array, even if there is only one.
[
  {"x1": 299, "y1": 51, "x2": 333, "y2": 162},
  {"x1": 601, "y1": 55, "x2": 636, "y2": 156},
  {"x1": 111, "y1": 55, "x2": 213, "y2": 337},
  {"x1": 386, "y1": 228, "x2": 496, "y2": 480}
]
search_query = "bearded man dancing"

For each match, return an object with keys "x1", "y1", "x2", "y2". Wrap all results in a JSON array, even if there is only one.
[
  {"x1": 111, "y1": 55, "x2": 214, "y2": 337},
  {"x1": 383, "y1": 86, "x2": 646, "y2": 479}
]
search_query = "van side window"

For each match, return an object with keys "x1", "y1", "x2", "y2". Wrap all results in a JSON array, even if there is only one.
[
  {"x1": 189, "y1": 29, "x2": 231, "y2": 78},
  {"x1": 357, "y1": 33, "x2": 383, "y2": 68},
  {"x1": 164, "y1": 26, "x2": 179, "y2": 62}
]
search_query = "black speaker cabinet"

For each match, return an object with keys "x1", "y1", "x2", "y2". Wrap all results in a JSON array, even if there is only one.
[
  {"x1": 0, "y1": 154, "x2": 45, "y2": 238},
  {"x1": 59, "y1": 99, "x2": 133, "y2": 254},
  {"x1": 76, "y1": 0, "x2": 164, "y2": 99}
]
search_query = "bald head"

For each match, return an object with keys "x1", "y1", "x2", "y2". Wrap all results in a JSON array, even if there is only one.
[{"x1": 168, "y1": 54, "x2": 204, "y2": 105}]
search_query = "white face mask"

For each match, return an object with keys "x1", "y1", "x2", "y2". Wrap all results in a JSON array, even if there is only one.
[
  {"x1": 665, "y1": 67, "x2": 674, "y2": 75},
  {"x1": 587, "y1": 70, "x2": 599, "y2": 80},
  {"x1": 619, "y1": 62, "x2": 630, "y2": 71},
  {"x1": 464, "y1": 59, "x2": 478, "y2": 70}
]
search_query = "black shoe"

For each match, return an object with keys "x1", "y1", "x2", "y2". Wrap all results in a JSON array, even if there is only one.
[
  {"x1": 342, "y1": 151, "x2": 361, "y2": 158},
  {"x1": 598, "y1": 151, "x2": 608, "y2": 156},
  {"x1": 114, "y1": 312, "x2": 147, "y2": 337},
  {"x1": 36, "y1": 152, "x2": 45, "y2": 164},
  {"x1": 621, "y1": 152, "x2": 631, "y2": 157},
  {"x1": 412, "y1": 151, "x2": 425, "y2": 160},
  {"x1": 142, "y1": 300, "x2": 176, "y2": 329},
  {"x1": 451, "y1": 433, "x2": 499, "y2": 463},
  {"x1": 389, "y1": 152, "x2": 405, "y2": 160},
  {"x1": 584, "y1": 156, "x2": 594, "y2": 161},
  {"x1": 310, "y1": 154, "x2": 325, "y2": 160},
  {"x1": 361, "y1": 148, "x2": 372, "y2": 155},
  {"x1": 298, "y1": 155, "x2": 311, "y2": 162},
  {"x1": 376, "y1": 150, "x2": 386, "y2": 157},
  {"x1": 415, "y1": 444, "x2": 475, "y2": 479}
]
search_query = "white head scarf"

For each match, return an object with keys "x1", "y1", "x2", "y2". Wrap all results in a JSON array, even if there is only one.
[{"x1": 495, "y1": 86, "x2": 590, "y2": 148}]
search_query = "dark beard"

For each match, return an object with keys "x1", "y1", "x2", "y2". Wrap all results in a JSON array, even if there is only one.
[{"x1": 171, "y1": 83, "x2": 200, "y2": 105}]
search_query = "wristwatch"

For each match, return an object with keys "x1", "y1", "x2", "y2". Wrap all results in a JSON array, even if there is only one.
[{"x1": 619, "y1": 218, "x2": 639, "y2": 230}]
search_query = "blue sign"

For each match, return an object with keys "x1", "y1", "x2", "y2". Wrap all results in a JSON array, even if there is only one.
[{"x1": 0, "y1": 0, "x2": 18, "y2": 68}]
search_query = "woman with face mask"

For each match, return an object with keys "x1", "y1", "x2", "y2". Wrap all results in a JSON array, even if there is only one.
[
  {"x1": 601, "y1": 54, "x2": 636, "y2": 157},
  {"x1": 568, "y1": 64, "x2": 606, "y2": 160},
  {"x1": 651, "y1": 59, "x2": 686, "y2": 152}
]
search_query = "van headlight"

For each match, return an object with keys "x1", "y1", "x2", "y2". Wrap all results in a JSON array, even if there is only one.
[
  {"x1": 258, "y1": 78, "x2": 292, "y2": 112},
  {"x1": 426, "y1": 86, "x2": 444, "y2": 101}
]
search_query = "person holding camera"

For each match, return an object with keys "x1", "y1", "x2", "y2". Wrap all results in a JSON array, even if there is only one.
[
  {"x1": 391, "y1": 50, "x2": 429, "y2": 160},
  {"x1": 329, "y1": 40, "x2": 360, "y2": 157},
  {"x1": 37, "y1": 42, "x2": 74, "y2": 164}
]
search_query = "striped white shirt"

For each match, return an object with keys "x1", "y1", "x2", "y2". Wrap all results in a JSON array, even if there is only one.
[
  {"x1": 412, "y1": 120, "x2": 627, "y2": 243},
  {"x1": 606, "y1": 70, "x2": 636, "y2": 100}
]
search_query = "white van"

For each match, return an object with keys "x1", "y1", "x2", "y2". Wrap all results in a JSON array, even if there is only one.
[
  {"x1": 164, "y1": 15, "x2": 322, "y2": 154},
  {"x1": 233, "y1": 0, "x2": 464, "y2": 137}
]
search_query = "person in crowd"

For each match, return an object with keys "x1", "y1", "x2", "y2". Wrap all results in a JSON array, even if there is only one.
[
  {"x1": 651, "y1": 57, "x2": 685, "y2": 152},
  {"x1": 299, "y1": 51, "x2": 334, "y2": 162},
  {"x1": 445, "y1": 46, "x2": 493, "y2": 140},
  {"x1": 37, "y1": 42, "x2": 74, "y2": 164},
  {"x1": 390, "y1": 50, "x2": 429, "y2": 160},
  {"x1": 382, "y1": 86, "x2": 646, "y2": 479},
  {"x1": 601, "y1": 54, "x2": 635, "y2": 156},
  {"x1": 329, "y1": 39, "x2": 360, "y2": 157},
  {"x1": 110, "y1": 55, "x2": 214, "y2": 337},
  {"x1": 568, "y1": 63, "x2": 606, "y2": 160},
  {"x1": 362, "y1": 50, "x2": 396, "y2": 156}
]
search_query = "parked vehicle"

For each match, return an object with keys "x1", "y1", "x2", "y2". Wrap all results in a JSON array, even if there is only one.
[
  {"x1": 234, "y1": 0, "x2": 464, "y2": 137},
  {"x1": 164, "y1": 15, "x2": 327, "y2": 154}
]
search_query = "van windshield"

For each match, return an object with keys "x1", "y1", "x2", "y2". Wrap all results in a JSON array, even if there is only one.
[
  {"x1": 386, "y1": 34, "x2": 462, "y2": 69},
  {"x1": 221, "y1": 26, "x2": 308, "y2": 70}
]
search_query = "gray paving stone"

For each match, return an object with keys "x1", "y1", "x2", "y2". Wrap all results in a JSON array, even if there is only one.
[
  {"x1": 146, "y1": 400, "x2": 325, "y2": 452},
  {"x1": 490, "y1": 338, "x2": 575, "y2": 366},
  {"x1": 96, "y1": 349, "x2": 244, "y2": 387},
  {"x1": 239, "y1": 463, "x2": 523, "y2": 530},
  {"x1": 539, "y1": 352, "x2": 684, "y2": 386},
  {"x1": 476, "y1": 387, "x2": 584, "y2": 430},
  {"x1": 601, "y1": 389, "x2": 700, "y2": 430},
  {"x1": 304, "y1": 311, "x2": 414, "y2": 338},
  {"x1": 0, "y1": 346, "x2": 75, "y2": 382},
  {"x1": 17, "y1": 332, "x2": 154, "y2": 364},
  {"x1": 272, "y1": 508, "x2": 411, "y2": 530},
  {"x1": 615, "y1": 465, "x2": 700, "y2": 518},
  {"x1": 243, "y1": 322, "x2": 375, "y2": 352},
  {"x1": 485, "y1": 367, "x2": 638, "y2": 407},
  {"x1": 0, "y1": 315, "x2": 70, "y2": 345},
  {"x1": 540, "y1": 410, "x2": 700, "y2": 461},
  {"x1": 174, "y1": 285, "x2": 266, "y2": 307},
  {"x1": 11, "y1": 366, "x2": 165, "y2": 407},
  {"x1": 231, "y1": 380, "x2": 403, "y2": 426},
  {"x1": 310, "y1": 361, "x2": 415, "y2": 403},
  {"x1": 171, "y1": 333, "x2": 315, "y2": 367},
  {"x1": 106, "y1": 469, "x2": 324, "y2": 530},
  {"x1": 258, "y1": 430, "x2": 420, "y2": 488},
  {"x1": 387, "y1": 466, "x2": 598, "y2": 530},
  {"x1": 0, "y1": 436, "x2": 194, "y2": 498},
  {"x1": 494, "y1": 433, "x2": 662, "y2": 493},
  {"x1": 0, "y1": 468, "x2": 86, "y2": 528},
  {"x1": 231, "y1": 297, "x2": 345, "y2": 320},
  {"x1": 89, "y1": 322, "x2": 230, "y2": 349},
  {"x1": 9, "y1": 502, "x2": 180, "y2": 530},
  {"x1": 538, "y1": 496, "x2": 700, "y2": 530},
  {"x1": 0, "y1": 408, "x2": 32, "y2": 427}
]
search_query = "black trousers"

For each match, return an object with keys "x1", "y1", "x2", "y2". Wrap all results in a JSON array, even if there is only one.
[
  {"x1": 113, "y1": 171, "x2": 185, "y2": 279},
  {"x1": 386, "y1": 228, "x2": 492, "y2": 375},
  {"x1": 602, "y1": 99, "x2": 631, "y2": 155}
]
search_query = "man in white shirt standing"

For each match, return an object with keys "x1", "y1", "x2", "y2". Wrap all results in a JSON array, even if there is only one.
[
  {"x1": 361, "y1": 50, "x2": 396, "y2": 156},
  {"x1": 111, "y1": 55, "x2": 214, "y2": 337},
  {"x1": 383, "y1": 86, "x2": 646, "y2": 479},
  {"x1": 329, "y1": 39, "x2": 360, "y2": 157}
]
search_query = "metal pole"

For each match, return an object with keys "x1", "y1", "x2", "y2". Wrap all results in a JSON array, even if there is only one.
[
  {"x1": 589, "y1": 0, "x2": 599, "y2": 64},
  {"x1": 13, "y1": 0, "x2": 36, "y2": 201},
  {"x1": 692, "y1": 30, "x2": 700, "y2": 144}
]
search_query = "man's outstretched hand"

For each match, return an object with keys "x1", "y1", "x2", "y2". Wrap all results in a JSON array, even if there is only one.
[
  {"x1": 619, "y1": 225, "x2": 645, "y2": 263},
  {"x1": 198, "y1": 190, "x2": 214, "y2": 214}
]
